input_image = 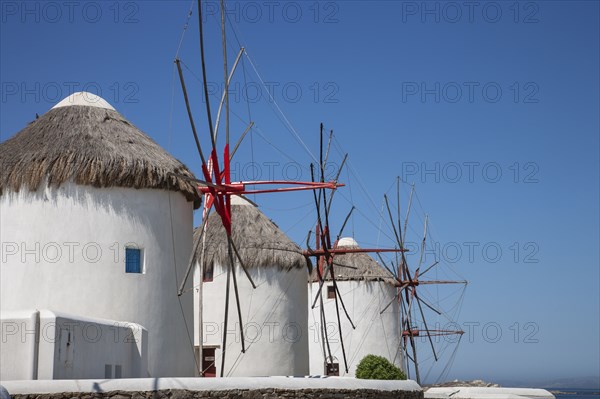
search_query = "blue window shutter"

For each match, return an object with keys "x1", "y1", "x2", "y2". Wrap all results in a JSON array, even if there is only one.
[{"x1": 125, "y1": 248, "x2": 141, "y2": 273}]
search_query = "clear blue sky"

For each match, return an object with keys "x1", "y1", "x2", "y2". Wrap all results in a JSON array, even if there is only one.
[{"x1": 1, "y1": 1, "x2": 598, "y2": 385}]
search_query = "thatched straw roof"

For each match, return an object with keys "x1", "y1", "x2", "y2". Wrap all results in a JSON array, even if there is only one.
[
  {"x1": 0, "y1": 92, "x2": 200, "y2": 206},
  {"x1": 309, "y1": 237, "x2": 397, "y2": 285},
  {"x1": 195, "y1": 196, "x2": 308, "y2": 271}
]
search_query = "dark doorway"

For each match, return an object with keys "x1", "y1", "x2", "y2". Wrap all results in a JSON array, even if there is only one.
[{"x1": 202, "y1": 347, "x2": 217, "y2": 377}]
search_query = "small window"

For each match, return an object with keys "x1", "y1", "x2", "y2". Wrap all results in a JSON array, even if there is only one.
[
  {"x1": 125, "y1": 248, "x2": 142, "y2": 273},
  {"x1": 327, "y1": 285, "x2": 336, "y2": 299},
  {"x1": 203, "y1": 264, "x2": 213, "y2": 282}
]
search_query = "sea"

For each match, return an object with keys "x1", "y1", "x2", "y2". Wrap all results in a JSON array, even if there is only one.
[{"x1": 551, "y1": 388, "x2": 600, "y2": 399}]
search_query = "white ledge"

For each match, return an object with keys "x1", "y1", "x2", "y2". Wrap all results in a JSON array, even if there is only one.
[{"x1": 425, "y1": 387, "x2": 555, "y2": 399}]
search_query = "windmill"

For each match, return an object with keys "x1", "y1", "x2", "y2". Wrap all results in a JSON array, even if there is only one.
[
  {"x1": 174, "y1": 0, "x2": 343, "y2": 377},
  {"x1": 303, "y1": 125, "x2": 407, "y2": 375},
  {"x1": 378, "y1": 178, "x2": 467, "y2": 384}
]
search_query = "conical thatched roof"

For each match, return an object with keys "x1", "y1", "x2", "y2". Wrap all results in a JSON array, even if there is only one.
[
  {"x1": 195, "y1": 196, "x2": 308, "y2": 271},
  {"x1": 309, "y1": 237, "x2": 397, "y2": 285},
  {"x1": 0, "y1": 92, "x2": 200, "y2": 206}
]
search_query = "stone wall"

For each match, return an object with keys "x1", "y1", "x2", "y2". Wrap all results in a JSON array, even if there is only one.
[{"x1": 12, "y1": 388, "x2": 424, "y2": 399}]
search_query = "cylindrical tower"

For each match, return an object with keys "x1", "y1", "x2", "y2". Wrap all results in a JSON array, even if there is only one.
[
  {"x1": 308, "y1": 237, "x2": 402, "y2": 376},
  {"x1": 195, "y1": 195, "x2": 309, "y2": 377},
  {"x1": 0, "y1": 92, "x2": 200, "y2": 377}
]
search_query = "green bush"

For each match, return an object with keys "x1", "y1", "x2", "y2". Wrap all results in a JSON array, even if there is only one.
[{"x1": 355, "y1": 354, "x2": 407, "y2": 380}]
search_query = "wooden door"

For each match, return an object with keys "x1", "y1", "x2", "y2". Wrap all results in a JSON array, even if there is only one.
[{"x1": 202, "y1": 347, "x2": 217, "y2": 377}]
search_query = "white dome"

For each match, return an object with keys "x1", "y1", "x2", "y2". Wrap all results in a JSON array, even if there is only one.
[
  {"x1": 51, "y1": 91, "x2": 115, "y2": 111},
  {"x1": 337, "y1": 236, "x2": 359, "y2": 248},
  {"x1": 230, "y1": 194, "x2": 253, "y2": 206}
]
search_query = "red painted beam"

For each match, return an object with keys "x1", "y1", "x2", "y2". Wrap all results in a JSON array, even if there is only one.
[{"x1": 198, "y1": 181, "x2": 343, "y2": 195}]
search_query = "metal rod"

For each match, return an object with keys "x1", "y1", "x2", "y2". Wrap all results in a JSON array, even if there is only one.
[
  {"x1": 326, "y1": 153, "x2": 348, "y2": 214},
  {"x1": 306, "y1": 230, "x2": 313, "y2": 252},
  {"x1": 413, "y1": 280, "x2": 467, "y2": 285},
  {"x1": 306, "y1": 242, "x2": 404, "y2": 303},
  {"x1": 220, "y1": 245, "x2": 232, "y2": 377},
  {"x1": 311, "y1": 259, "x2": 334, "y2": 309},
  {"x1": 404, "y1": 285, "x2": 420, "y2": 384},
  {"x1": 319, "y1": 295, "x2": 334, "y2": 372},
  {"x1": 336, "y1": 206, "x2": 355, "y2": 242},
  {"x1": 310, "y1": 164, "x2": 329, "y2": 259},
  {"x1": 417, "y1": 214, "x2": 428, "y2": 270},
  {"x1": 318, "y1": 126, "x2": 333, "y2": 252},
  {"x1": 403, "y1": 184, "x2": 415, "y2": 244},
  {"x1": 315, "y1": 255, "x2": 334, "y2": 371},
  {"x1": 227, "y1": 238, "x2": 246, "y2": 353},
  {"x1": 384, "y1": 194, "x2": 403, "y2": 251},
  {"x1": 230, "y1": 121, "x2": 254, "y2": 161},
  {"x1": 319, "y1": 123, "x2": 324, "y2": 182},
  {"x1": 318, "y1": 294, "x2": 327, "y2": 368},
  {"x1": 175, "y1": 59, "x2": 206, "y2": 165},
  {"x1": 397, "y1": 176, "x2": 401, "y2": 243},
  {"x1": 229, "y1": 236, "x2": 256, "y2": 289},
  {"x1": 396, "y1": 178, "x2": 412, "y2": 285},
  {"x1": 415, "y1": 291, "x2": 442, "y2": 315},
  {"x1": 332, "y1": 281, "x2": 356, "y2": 329},
  {"x1": 419, "y1": 261, "x2": 439, "y2": 278},
  {"x1": 332, "y1": 276, "x2": 350, "y2": 374},
  {"x1": 304, "y1": 247, "x2": 406, "y2": 256},
  {"x1": 309, "y1": 164, "x2": 330, "y2": 309},
  {"x1": 416, "y1": 294, "x2": 438, "y2": 361},
  {"x1": 323, "y1": 128, "x2": 333, "y2": 176},
  {"x1": 198, "y1": 202, "x2": 211, "y2": 377},
  {"x1": 197, "y1": 0, "x2": 216, "y2": 151},
  {"x1": 409, "y1": 328, "x2": 420, "y2": 384},
  {"x1": 178, "y1": 215, "x2": 210, "y2": 295},
  {"x1": 220, "y1": 0, "x2": 230, "y2": 148},
  {"x1": 399, "y1": 295, "x2": 411, "y2": 377},
  {"x1": 376, "y1": 252, "x2": 398, "y2": 279},
  {"x1": 214, "y1": 47, "x2": 244, "y2": 142},
  {"x1": 379, "y1": 292, "x2": 400, "y2": 315}
]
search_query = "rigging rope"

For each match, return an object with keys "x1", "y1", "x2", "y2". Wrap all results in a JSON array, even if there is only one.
[
  {"x1": 243, "y1": 51, "x2": 319, "y2": 164},
  {"x1": 175, "y1": 0, "x2": 196, "y2": 59},
  {"x1": 171, "y1": 1, "x2": 468, "y2": 382}
]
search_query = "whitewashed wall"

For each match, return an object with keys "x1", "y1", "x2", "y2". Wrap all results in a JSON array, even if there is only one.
[
  {"x1": 0, "y1": 183, "x2": 195, "y2": 377},
  {"x1": 0, "y1": 310, "x2": 39, "y2": 380},
  {"x1": 197, "y1": 263, "x2": 309, "y2": 377},
  {"x1": 307, "y1": 280, "x2": 402, "y2": 376},
  {"x1": 0, "y1": 309, "x2": 147, "y2": 380}
]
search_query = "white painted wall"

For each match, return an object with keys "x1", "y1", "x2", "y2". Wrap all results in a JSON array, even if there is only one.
[
  {"x1": 308, "y1": 280, "x2": 402, "y2": 376},
  {"x1": 0, "y1": 309, "x2": 147, "y2": 380},
  {"x1": 197, "y1": 263, "x2": 309, "y2": 377},
  {"x1": 0, "y1": 310, "x2": 39, "y2": 380},
  {"x1": 0, "y1": 183, "x2": 195, "y2": 377}
]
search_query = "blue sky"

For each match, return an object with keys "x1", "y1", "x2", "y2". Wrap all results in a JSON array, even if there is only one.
[{"x1": 1, "y1": 1, "x2": 598, "y2": 385}]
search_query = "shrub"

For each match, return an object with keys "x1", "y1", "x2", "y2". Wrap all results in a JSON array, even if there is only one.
[{"x1": 355, "y1": 354, "x2": 407, "y2": 380}]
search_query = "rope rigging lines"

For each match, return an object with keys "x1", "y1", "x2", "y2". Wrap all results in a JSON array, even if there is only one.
[{"x1": 167, "y1": 0, "x2": 468, "y2": 383}]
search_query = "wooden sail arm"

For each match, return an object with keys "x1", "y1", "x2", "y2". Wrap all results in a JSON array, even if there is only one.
[
  {"x1": 303, "y1": 247, "x2": 407, "y2": 257},
  {"x1": 398, "y1": 279, "x2": 468, "y2": 286},
  {"x1": 403, "y1": 329, "x2": 464, "y2": 337},
  {"x1": 198, "y1": 180, "x2": 343, "y2": 195}
]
